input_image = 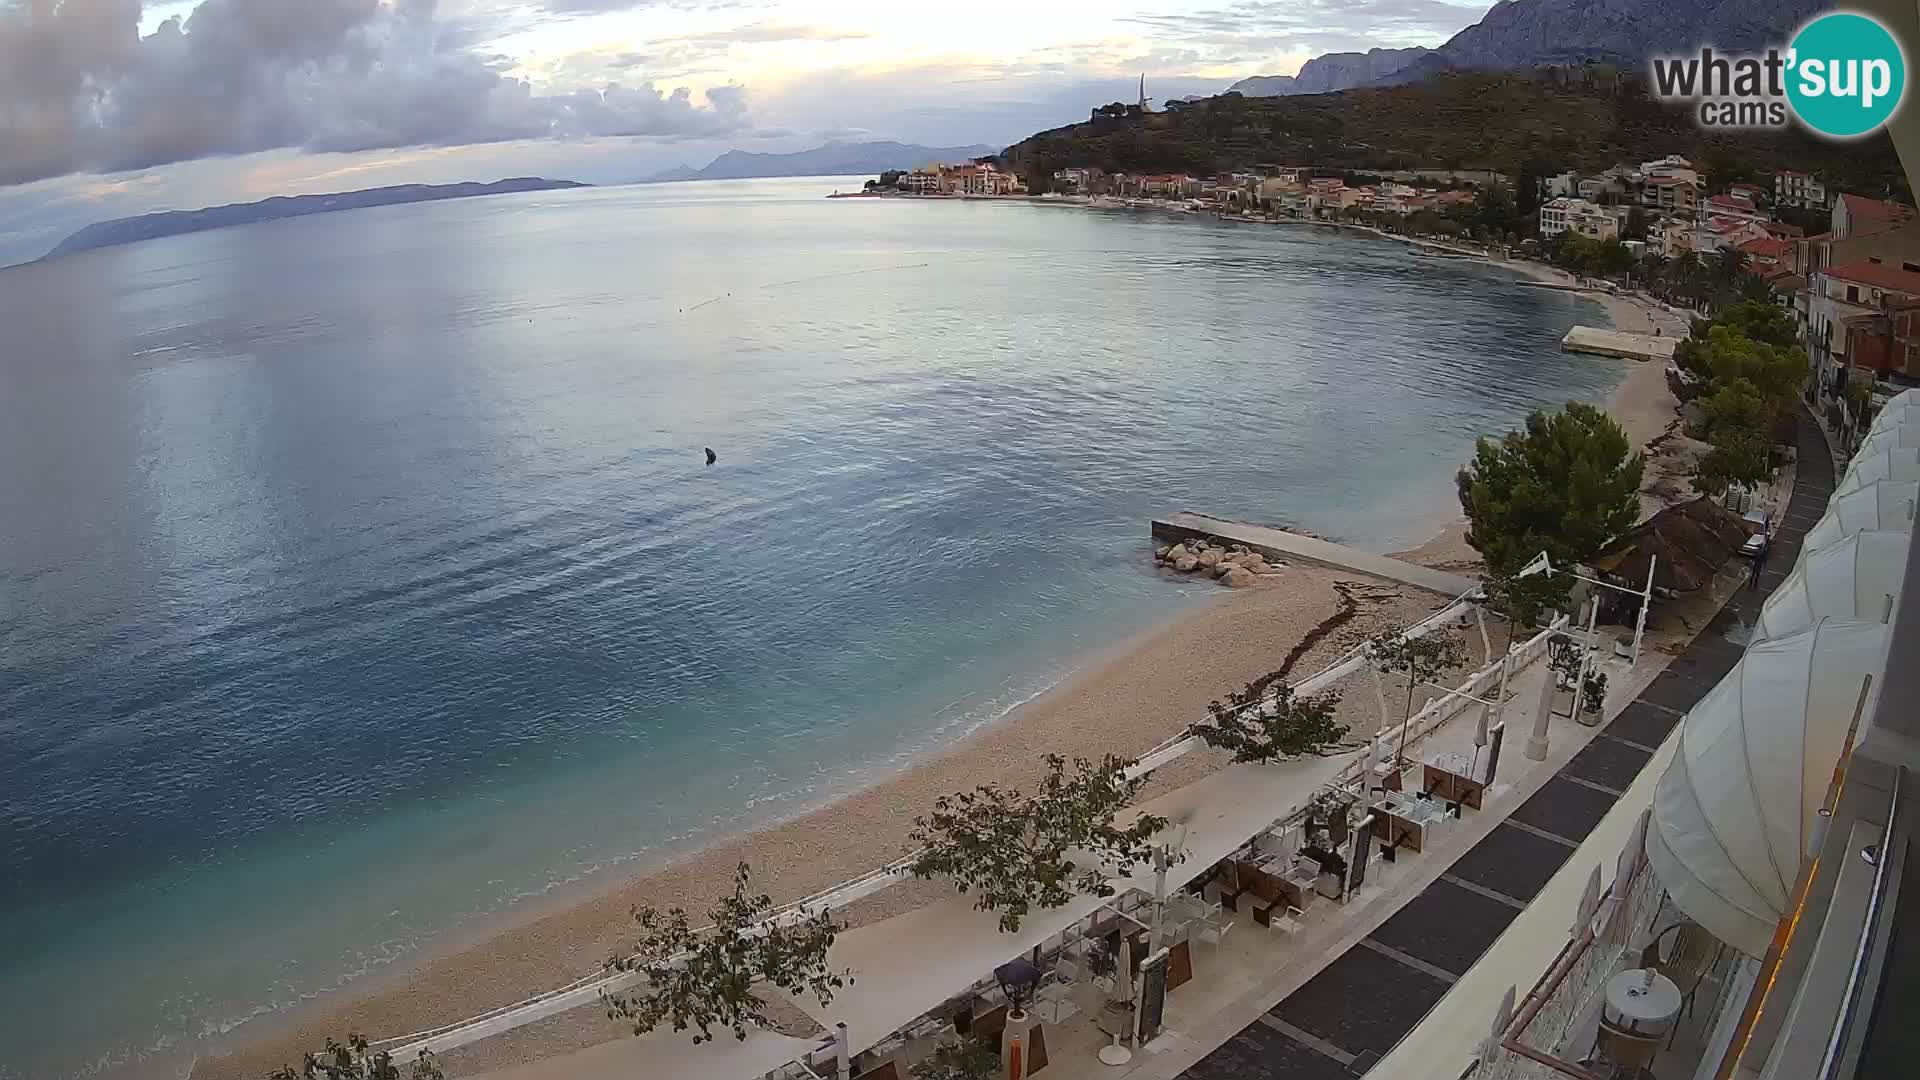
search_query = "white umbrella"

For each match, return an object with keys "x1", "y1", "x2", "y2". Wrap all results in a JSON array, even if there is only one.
[
  {"x1": 1646, "y1": 619, "x2": 1890, "y2": 955},
  {"x1": 1836, "y1": 446, "x2": 1920, "y2": 496},
  {"x1": 1754, "y1": 530, "x2": 1910, "y2": 643}
]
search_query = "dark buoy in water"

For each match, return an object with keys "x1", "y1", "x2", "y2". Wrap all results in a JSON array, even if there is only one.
[{"x1": 704, "y1": 447, "x2": 717, "y2": 466}]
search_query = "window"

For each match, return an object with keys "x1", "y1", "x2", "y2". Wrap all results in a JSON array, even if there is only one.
[{"x1": 1849, "y1": 285, "x2": 1861, "y2": 303}]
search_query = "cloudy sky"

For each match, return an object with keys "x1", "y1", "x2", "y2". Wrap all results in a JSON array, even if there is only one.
[{"x1": 0, "y1": 0, "x2": 1495, "y2": 262}]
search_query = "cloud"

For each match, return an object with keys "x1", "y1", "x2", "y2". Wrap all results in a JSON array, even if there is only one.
[
  {"x1": 1124, "y1": 0, "x2": 1484, "y2": 56},
  {"x1": 0, "y1": 0, "x2": 751, "y2": 188},
  {"x1": 678, "y1": 21, "x2": 866, "y2": 44}
]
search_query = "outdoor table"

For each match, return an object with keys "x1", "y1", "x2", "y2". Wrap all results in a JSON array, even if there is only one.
[
  {"x1": 1371, "y1": 795, "x2": 1429, "y2": 854},
  {"x1": 1604, "y1": 969, "x2": 1682, "y2": 1036},
  {"x1": 1423, "y1": 750, "x2": 1488, "y2": 810},
  {"x1": 1277, "y1": 860, "x2": 1321, "y2": 911}
]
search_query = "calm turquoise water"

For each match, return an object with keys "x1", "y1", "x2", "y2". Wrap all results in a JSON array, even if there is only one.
[{"x1": 0, "y1": 177, "x2": 1615, "y2": 1078}]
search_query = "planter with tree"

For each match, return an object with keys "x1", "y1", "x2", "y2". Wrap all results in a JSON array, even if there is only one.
[
  {"x1": 1356, "y1": 622, "x2": 1470, "y2": 767},
  {"x1": 1185, "y1": 671, "x2": 1347, "y2": 764},
  {"x1": 907, "y1": 754, "x2": 1167, "y2": 934},
  {"x1": 601, "y1": 862, "x2": 849, "y2": 1045}
]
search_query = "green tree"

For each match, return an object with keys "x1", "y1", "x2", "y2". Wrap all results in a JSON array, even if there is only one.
[
  {"x1": 908, "y1": 755, "x2": 1166, "y2": 933},
  {"x1": 1711, "y1": 300, "x2": 1797, "y2": 349},
  {"x1": 268, "y1": 1036, "x2": 443, "y2": 1080},
  {"x1": 911, "y1": 1037, "x2": 1003, "y2": 1080},
  {"x1": 602, "y1": 863, "x2": 849, "y2": 1044},
  {"x1": 1692, "y1": 430, "x2": 1772, "y2": 496},
  {"x1": 1355, "y1": 623, "x2": 1470, "y2": 758},
  {"x1": 1623, "y1": 207, "x2": 1650, "y2": 241},
  {"x1": 1187, "y1": 672, "x2": 1346, "y2": 764},
  {"x1": 1455, "y1": 403, "x2": 1645, "y2": 610}
]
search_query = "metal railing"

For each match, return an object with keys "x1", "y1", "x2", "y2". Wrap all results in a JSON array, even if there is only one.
[
  {"x1": 1816, "y1": 764, "x2": 1906, "y2": 1080},
  {"x1": 1479, "y1": 816, "x2": 1668, "y2": 1080}
]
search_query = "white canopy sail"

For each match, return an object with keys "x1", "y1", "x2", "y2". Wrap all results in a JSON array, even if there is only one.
[
  {"x1": 1802, "y1": 480, "x2": 1917, "y2": 555},
  {"x1": 1836, "y1": 446, "x2": 1920, "y2": 496},
  {"x1": 1869, "y1": 399, "x2": 1920, "y2": 434},
  {"x1": 1754, "y1": 531, "x2": 1910, "y2": 642},
  {"x1": 1855, "y1": 422, "x2": 1920, "y2": 460},
  {"x1": 1645, "y1": 620, "x2": 1890, "y2": 956}
]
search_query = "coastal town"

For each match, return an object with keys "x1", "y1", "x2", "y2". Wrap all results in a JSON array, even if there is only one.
[{"x1": 861, "y1": 153, "x2": 1920, "y2": 431}]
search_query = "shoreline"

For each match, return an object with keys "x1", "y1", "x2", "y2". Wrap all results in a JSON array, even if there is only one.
[
  {"x1": 196, "y1": 215, "x2": 1683, "y2": 1080},
  {"x1": 197, "y1": 566, "x2": 1451, "y2": 1079}
]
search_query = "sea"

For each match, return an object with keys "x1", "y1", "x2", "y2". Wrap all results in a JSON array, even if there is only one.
[{"x1": 0, "y1": 176, "x2": 1619, "y2": 1079}]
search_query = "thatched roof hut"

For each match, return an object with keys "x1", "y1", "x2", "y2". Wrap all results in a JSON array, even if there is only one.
[{"x1": 1590, "y1": 496, "x2": 1751, "y2": 593}]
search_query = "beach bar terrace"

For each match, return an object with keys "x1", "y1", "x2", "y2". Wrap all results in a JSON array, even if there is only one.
[{"x1": 371, "y1": 557, "x2": 1683, "y2": 1080}]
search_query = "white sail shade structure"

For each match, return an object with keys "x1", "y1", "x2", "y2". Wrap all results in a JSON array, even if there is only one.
[
  {"x1": 1835, "y1": 446, "x2": 1920, "y2": 495},
  {"x1": 1870, "y1": 400, "x2": 1920, "y2": 433},
  {"x1": 1854, "y1": 422, "x2": 1920, "y2": 460},
  {"x1": 1802, "y1": 480, "x2": 1917, "y2": 555},
  {"x1": 1646, "y1": 619, "x2": 1890, "y2": 957},
  {"x1": 1752, "y1": 531, "x2": 1911, "y2": 643}
]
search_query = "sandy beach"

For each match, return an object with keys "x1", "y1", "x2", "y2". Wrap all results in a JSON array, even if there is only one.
[
  {"x1": 197, "y1": 227, "x2": 1682, "y2": 1080},
  {"x1": 197, "y1": 562, "x2": 1456, "y2": 1079}
]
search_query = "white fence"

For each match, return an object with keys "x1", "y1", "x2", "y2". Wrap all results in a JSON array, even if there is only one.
[{"x1": 372, "y1": 587, "x2": 1566, "y2": 1066}]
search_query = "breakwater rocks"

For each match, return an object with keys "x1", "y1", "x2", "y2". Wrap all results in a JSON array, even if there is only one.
[{"x1": 1153, "y1": 540, "x2": 1284, "y2": 587}]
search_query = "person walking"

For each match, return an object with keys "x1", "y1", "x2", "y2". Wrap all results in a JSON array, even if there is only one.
[{"x1": 1750, "y1": 539, "x2": 1769, "y2": 590}]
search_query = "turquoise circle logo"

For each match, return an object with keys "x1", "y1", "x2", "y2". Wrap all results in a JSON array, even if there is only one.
[{"x1": 1787, "y1": 12, "x2": 1907, "y2": 138}]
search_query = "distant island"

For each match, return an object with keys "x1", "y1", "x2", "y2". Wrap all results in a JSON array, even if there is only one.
[
  {"x1": 44, "y1": 178, "x2": 590, "y2": 260},
  {"x1": 640, "y1": 140, "x2": 1001, "y2": 184}
]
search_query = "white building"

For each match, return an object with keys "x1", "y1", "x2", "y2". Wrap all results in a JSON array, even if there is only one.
[
  {"x1": 1777, "y1": 169, "x2": 1829, "y2": 209},
  {"x1": 1540, "y1": 196, "x2": 1620, "y2": 241}
]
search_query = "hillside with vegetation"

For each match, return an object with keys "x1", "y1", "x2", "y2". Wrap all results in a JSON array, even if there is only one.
[{"x1": 1002, "y1": 71, "x2": 1907, "y2": 198}]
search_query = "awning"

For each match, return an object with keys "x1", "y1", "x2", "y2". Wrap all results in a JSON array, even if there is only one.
[
  {"x1": 1802, "y1": 480, "x2": 1917, "y2": 554},
  {"x1": 780, "y1": 754, "x2": 1352, "y2": 1055},
  {"x1": 1646, "y1": 620, "x2": 1890, "y2": 956},
  {"x1": 1837, "y1": 446, "x2": 1920, "y2": 495},
  {"x1": 1754, "y1": 531, "x2": 1911, "y2": 642}
]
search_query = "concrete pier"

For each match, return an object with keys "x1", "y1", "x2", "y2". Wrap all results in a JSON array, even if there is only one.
[
  {"x1": 1151, "y1": 511, "x2": 1479, "y2": 597},
  {"x1": 1560, "y1": 325, "x2": 1678, "y2": 363}
]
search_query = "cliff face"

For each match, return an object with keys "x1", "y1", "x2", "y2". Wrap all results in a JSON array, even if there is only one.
[
  {"x1": 1233, "y1": 0, "x2": 1825, "y2": 95},
  {"x1": 1228, "y1": 47, "x2": 1430, "y2": 97},
  {"x1": 1386, "y1": 0, "x2": 1827, "y2": 82}
]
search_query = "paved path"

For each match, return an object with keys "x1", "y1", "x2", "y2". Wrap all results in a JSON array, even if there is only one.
[
  {"x1": 1152, "y1": 513, "x2": 1478, "y2": 598},
  {"x1": 1173, "y1": 407, "x2": 1835, "y2": 1080}
]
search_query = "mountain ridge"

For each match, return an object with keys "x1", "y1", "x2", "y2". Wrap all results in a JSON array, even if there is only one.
[
  {"x1": 1228, "y1": 48, "x2": 1430, "y2": 97},
  {"x1": 641, "y1": 140, "x2": 1001, "y2": 183},
  {"x1": 44, "y1": 178, "x2": 589, "y2": 260},
  {"x1": 1227, "y1": 0, "x2": 1824, "y2": 97}
]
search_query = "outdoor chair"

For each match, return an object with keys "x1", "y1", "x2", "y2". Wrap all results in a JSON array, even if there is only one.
[
  {"x1": 1032, "y1": 975, "x2": 1081, "y2": 1024},
  {"x1": 1258, "y1": 902, "x2": 1306, "y2": 937},
  {"x1": 1192, "y1": 903, "x2": 1234, "y2": 949}
]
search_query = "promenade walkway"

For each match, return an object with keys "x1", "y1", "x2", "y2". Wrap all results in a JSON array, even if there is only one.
[
  {"x1": 1162, "y1": 407, "x2": 1833, "y2": 1080},
  {"x1": 1151, "y1": 513, "x2": 1479, "y2": 597}
]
